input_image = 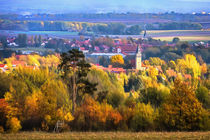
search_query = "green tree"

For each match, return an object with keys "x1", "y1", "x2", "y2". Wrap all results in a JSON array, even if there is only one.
[
  {"x1": 196, "y1": 86, "x2": 210, "y2": 109},
  {"x1": 130, "y1": 103, "x2": 155, "y2": 131},
  {"x1": 140, "y1": 87, "x2": 169, "y2": 109},
  {"x1": 125, "y1": 25, "x2": 142, "y2": 35},
  {"x1": 172, "y1": 37, "x2": 180, "y2": 44},
  {"x1": 16, "y1": 34, "x2": 27, "y2": 47}
]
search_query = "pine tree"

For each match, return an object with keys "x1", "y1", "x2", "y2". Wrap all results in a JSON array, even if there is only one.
[{"x1": 59, "y1": 49, "x2": 97, "y2": 113}]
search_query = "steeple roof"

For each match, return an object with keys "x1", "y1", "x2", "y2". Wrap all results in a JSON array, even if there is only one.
[{"x1": 136, "y1": 45, "x2": 141, "y2": 54}]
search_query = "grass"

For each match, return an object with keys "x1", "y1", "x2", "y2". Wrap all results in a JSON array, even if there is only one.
[
  {"x1": 153, "y1": 36, "x2": 210, "y2": 41},
  {"x1": 0, "y1": 131, "x2": 210, "y2": 140}
]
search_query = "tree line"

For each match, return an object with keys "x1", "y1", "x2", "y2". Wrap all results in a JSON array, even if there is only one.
[
  {"x1": 0, "y1": 50, "x2": 209, "y2": 133},
  {"x1": 0, "y1": 19, "x2": 203, "y2": 34}
]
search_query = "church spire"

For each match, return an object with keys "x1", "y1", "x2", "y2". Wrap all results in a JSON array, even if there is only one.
[
  {"x1": 135, "y1": 44, "x2": 142, "y2": 70},
  {"x1": 136, "y1": 44, "x2": 141, "y2": 54}
]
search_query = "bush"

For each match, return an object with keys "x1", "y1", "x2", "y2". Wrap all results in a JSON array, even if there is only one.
[
  {"x1": 0, "y1": 126, "x2": 4, "y2": 133},
  {"x1": 130, "y1": 103, "x2": 155, "y2": 131},
  {"x1": 6, "y1": 117, "x2": 22, "y2": 133},
  {"x1": 107, "y1": 92, "x2": 125, "y2": 108}
]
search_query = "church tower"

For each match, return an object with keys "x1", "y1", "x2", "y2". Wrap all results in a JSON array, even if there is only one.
[{"x1": 135, "y1": 45, "x2": 142, "y2": 70}]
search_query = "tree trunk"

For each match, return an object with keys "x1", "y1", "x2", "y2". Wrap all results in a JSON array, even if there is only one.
[{"x1": 72, "y1": 73, "x2": 76, "y2": 114}]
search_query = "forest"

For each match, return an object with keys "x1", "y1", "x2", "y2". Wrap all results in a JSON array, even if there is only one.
[{"x1": 0, "y1": 49, "x2": 209, "y2": 133}]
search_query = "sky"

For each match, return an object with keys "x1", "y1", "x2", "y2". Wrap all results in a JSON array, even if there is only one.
[{"x1": 0, "y1": 0, "x2": 210, "y2": 14}]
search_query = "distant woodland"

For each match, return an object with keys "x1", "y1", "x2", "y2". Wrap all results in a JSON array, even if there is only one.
[{"x1": 0, "y1": 20, "x2": 203, "y2": 35}]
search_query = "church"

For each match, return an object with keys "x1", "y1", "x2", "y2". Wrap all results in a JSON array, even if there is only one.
[{"x1": 135, "y1": 45, "x2": 142, "y2": 70}]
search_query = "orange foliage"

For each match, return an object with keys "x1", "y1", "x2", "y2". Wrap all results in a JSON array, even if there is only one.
[{"x1": 74, "y1": 95, "x2": 122, "y2": 130}]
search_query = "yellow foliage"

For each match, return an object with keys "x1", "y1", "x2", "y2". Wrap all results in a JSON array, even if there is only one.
[
  {"x1": 147, "y1": 67, "x2": 158, "y2": 80},
  {"x1": 64, "y1": 112, "x2": 74, "y2": 122},
  {"x1": 56, "y1": 108, "x2": 74, "y2": 122},
  {"x1": 6, "y1": 117, "x2": 22, "y2": 133},
  {"x1": 177, "y1": 54, "x2": 201, "y2": 78},
  {"x1": 27, "y1": 55, "x2": 40, "y2": 66},
  {"x1": 4, "y1": 56, "x2": 16, "y2": 68},
  {"x1": 24, "y1": 91, "x2": 40, "y2": 117},
  {"x1": 110, "y1": 55, "x2": 124, "y2": 66},
  {"x1": 201, "y1": 63, "x2": 207, "y2": 74}
]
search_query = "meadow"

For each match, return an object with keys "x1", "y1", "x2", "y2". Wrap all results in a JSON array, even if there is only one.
[{"x1": 1, "y1": 131, "x2": 210, "y2": 140}]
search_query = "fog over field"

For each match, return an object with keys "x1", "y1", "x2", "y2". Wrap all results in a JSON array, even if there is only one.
[{"x1": 1, "y1": 0, "x2": 210, "y2": 14}]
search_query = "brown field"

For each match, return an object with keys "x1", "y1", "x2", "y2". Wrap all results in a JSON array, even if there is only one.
[
  {"x1": 0, "y1": 131, "x2": 210, "y2": 140},
  {"x1": 153, "y1": 36, "x2": 210, "y2": 41}
]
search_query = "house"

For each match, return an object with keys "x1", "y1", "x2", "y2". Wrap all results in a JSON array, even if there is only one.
[
  {"x1": 79, "y1": 47, "x2": 89, "y2": 54},
  {"x1": 115, "y1": 44, "x2": 138, "y2": 55},
  {"x1": 0, "y1": 64, "x2": 8, "y2": 72},
  {"x1": 93, "y1": 64, "x2": 126, "y2": 74},
  {"x1": 94, "y1": 46, "x2": 100, "y2": 52}
]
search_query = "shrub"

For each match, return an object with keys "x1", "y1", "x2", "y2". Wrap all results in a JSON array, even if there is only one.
[
  {"x1": 0, "y1": 126, "x2": 4, "y2": 133},
  {"x1": 130, "y1": 103, "x2": 155, "y2": 131},
  {"x1": 6, "y1": 117, "x2": 22, "y2": 133}
]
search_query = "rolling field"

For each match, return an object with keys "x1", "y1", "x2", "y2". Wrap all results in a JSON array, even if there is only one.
[
  {"x1": 153, "y1": 36, "x2": 210, "y2": 41},
  {"x1": 147, "y1": 30, "x2": 210, "y2": 41},
  {"x1": 108, "y1": 30, "x2": 210, "y2": 41},
  {"x1": 0, "y1": 131, "x2": 210, "y2": 140},
  {"x1": 0, "y1": 30, "x2": 210, "y2": 41}
]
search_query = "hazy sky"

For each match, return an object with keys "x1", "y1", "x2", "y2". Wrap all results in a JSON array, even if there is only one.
[{"x1": 0, "y1": 0, "x2": 210, "y2": 14}]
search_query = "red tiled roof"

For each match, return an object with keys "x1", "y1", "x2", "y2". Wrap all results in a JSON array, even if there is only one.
[
  {"x1": 80, "y1": 47, "x2": 85, "y2": 51},
  {"x1": 120, "y1": 45, "x2": 137, "y2": 53},
  {"x1": 12, "y1": 61, "x2": 27, "y2": 66},
  {"x1": 0, "y1": 64, "x2": 6, "y2": 68}
]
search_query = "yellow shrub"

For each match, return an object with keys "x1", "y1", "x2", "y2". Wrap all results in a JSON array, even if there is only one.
[{"x1": 6, "y1": 117, "x2": 22, "y2": 133}]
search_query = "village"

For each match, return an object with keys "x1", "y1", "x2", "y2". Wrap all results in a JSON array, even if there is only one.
[{"x1": 1, "y1": 33, "x2": 208, "y2": 80}]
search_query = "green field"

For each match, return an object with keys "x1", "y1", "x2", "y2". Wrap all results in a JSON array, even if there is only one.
[{"x1": 1, "y1": 132, "x2": 210, "y2": 140}]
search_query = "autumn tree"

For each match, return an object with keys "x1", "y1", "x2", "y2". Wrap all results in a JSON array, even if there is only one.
[
  {"x1": 110, "y1": 55, "x2": 124, "y2": 67},
  {"x1": 4, "y1": 67, "x2": 72, "y2": 131},
  {"x1": 73, "y1": 95, "x2": 122, "y2": 131},
  {"x1": 0, "y1": 73, "x2": 14, "y2": 98},
  {"x1": 177, "y1": 54, "x2": 201, "y2": 78},
  {"x1": 159, "y1": 79, "x2": 206, "y2": 131}
]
